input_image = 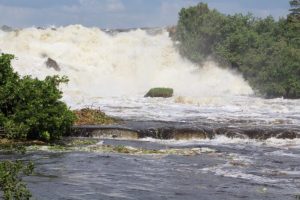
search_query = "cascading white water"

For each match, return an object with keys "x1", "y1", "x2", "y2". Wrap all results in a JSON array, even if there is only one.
[
  {"x1": 0, "y1": 25, "x2": 299, "y2": 126},
  {"x1": 0, "y1": 25, "x2": 252, "y2": 101}
]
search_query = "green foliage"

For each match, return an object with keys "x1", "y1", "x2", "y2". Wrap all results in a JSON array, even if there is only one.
[
  {"x1": 113, "y1": 145, "x2": 131, "y2": 153},
  {"x1": 176, "y1": 3, "x2": 227, "y2": 63},
  {"x1": 40, "y1": 131, "x2": 50, "y2": 142},
  {"x1": 144, "y1": 88, "x2": 174, "y2": 98},
  {"x1": 0, "y1": 53, "x2": 76, "y2": 140},
  {"x1": 174, "y1": 3, "x2": 300, "y2": 98},
  {"x1": 289, "y1": 0, "x2": 300, "y2": 17},
  {"x1": 0, "y1": 160, "x2": 34, "y2": 200}
]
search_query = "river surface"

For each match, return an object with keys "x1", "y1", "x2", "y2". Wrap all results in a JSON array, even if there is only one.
[{"x1": 1, "y1": 138, "x2": 300, "y2": 200}]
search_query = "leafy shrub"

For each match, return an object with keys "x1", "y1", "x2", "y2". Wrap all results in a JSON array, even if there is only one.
[
  {"x1": 0, "y1": 160, "x2": 34, "y2": 200},
  {"x1": 0, "y1": 54, "x2": 76, "y2": 141}
]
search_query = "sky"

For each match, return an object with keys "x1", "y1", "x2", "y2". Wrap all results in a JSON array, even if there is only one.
[{"x1": 0, "y1": 0, "x2": 291, "y2": 29}]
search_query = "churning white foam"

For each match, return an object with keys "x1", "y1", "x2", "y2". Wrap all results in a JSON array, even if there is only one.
[
  {"x1": 0, "y1": 25, "x2": 253, "y2": 107},
  {"x1": 141, "y1": 136, "x2": 300, "y2": 148}
]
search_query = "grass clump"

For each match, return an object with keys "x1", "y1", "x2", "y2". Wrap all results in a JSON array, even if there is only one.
[
  {"x1": 65, "y1": 138, "x2": 98, "y2": 146},
  {"x1": 144, "y1": 87, "x2": 174, "y2": 98},
  {"x1": 73, "y1": 108, "x2": 116, "y2": 125}
]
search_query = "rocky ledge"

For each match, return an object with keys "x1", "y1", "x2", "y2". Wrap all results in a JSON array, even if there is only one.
[{"x1": 71, "y1": 120, "x2": 300, "y2": 140}]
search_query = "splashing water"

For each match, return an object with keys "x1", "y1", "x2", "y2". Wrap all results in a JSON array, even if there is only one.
[
  {"x1": 0, "y1": 25, "x2": 252, "y2": 99},
  {"x1": 0, "y1": 25, "x2": 299, "y2": 128}
]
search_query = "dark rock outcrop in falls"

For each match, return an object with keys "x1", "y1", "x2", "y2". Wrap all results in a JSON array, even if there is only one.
[
  {"x1": 0, "y1": 25, "x2": 14, "y2": 32},
  {"x1": 45, "y1": 58, "x2": 61, "y2": 71}
]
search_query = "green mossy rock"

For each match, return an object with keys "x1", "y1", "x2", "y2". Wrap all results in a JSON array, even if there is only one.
[{"x1": 144, "y1": 88, "x2": 174, "y2": 98}]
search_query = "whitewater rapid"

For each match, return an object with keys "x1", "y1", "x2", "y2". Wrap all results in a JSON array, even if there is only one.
[
  {"x1": 0, "y1": 25, "x2": 252, "y2": 98},
  {"x1": 0, "y1": 25, "x2": 299, "y2": 128}
]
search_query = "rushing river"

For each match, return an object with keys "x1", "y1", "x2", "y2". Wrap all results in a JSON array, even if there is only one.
[
  {"x1": 0, "y1": 25, "x2": 300, "y2": 199},
  {"x1": 1, "y1": 138, "x2": 300, "y2": 200}
]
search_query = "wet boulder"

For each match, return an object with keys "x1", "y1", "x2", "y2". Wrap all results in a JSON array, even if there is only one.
[
  {"x1": 144, "y1": 88, "x2": 173, "y2": 98},
  {"x1": 45, "y1": 57, "x2": 60, "y2": 71}
]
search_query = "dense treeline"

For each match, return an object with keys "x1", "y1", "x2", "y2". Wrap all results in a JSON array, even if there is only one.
[
  {"x1": 0, "y1": 54, "x2": 75, "y2": 141},
  {"x1": 174, "y1": 1, "x2": 300, "y2": 98}
]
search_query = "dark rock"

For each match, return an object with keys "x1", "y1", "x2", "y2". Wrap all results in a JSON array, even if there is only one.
[
  {"x1": 70, "y1": 121, "x2": 300, "y2": 140},
  {"x1": 45, "y1": 58, "x2": 61, "y2": 71},
  {"x1": 71, "y1": 126, "x2": 139, "y2": 139},
  {"x1": 0, "y1": 25, "x2": 14, "y2": 32},
  {"x1": 1, "y1": 25, "x2": 14, "y2": 32}
]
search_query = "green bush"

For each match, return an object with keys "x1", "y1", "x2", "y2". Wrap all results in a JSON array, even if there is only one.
[
  {"x1": 0, "y1": 160, "x2": 34, "y2": 200},
  {"x1": 144, "y1": 88, "x2": 174, "y2": 98},
  {"x1": 174, "y1": 2, "x2": 300, "y2": 98},
  {"x1": 0, "y1": 54, "x2": 76, "y2": 141}
]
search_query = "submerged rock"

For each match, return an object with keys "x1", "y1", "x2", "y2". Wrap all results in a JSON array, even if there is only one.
[
  {"x1": 25, "y1": 137, "x2": 217, "y2": 156},
  {"x1": 144, "y1": 87, "x2": 173, "y2": 98},
  {"x1": 45, "y1": 57, "x2": 60, "y2": 71},
  {"x1": 71, "y1": 120, "x2": 300, "y2": 140}
]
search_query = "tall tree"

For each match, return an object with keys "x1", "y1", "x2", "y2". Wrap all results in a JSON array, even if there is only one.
[
  {"x1": 289, "y1": 0, "x2": 300, "y2": 20},
  {"x1": 287, "y1": 0, "x2": 300, "y2": 48},
  {"x1": 290, "y1": 0, "x2": 300, "y2": 15}
]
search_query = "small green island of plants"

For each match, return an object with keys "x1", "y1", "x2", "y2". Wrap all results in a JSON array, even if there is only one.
[{"x1": 144, "y1": 87, "x2": 174, "y2": 98}]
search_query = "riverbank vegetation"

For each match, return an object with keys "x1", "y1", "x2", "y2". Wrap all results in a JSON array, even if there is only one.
[
  {"x1": 0, "y1": 53, "x2": 119, "y2": 199},
  {"x1": 0, "y1": 160, "x2": 34, "y2": 200},
  {"x1": 0, "y1": 54, "x2": 76, "y2": 142},
  {"x1": 0, "y1": 141, "x2": 35, "y2": 200},
  {"x1": 0, "y1": 53, "x2": 76, "y2": 199},
  {"x1": 174, "y1": 1, "x2": 300, "y2": 98}
]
